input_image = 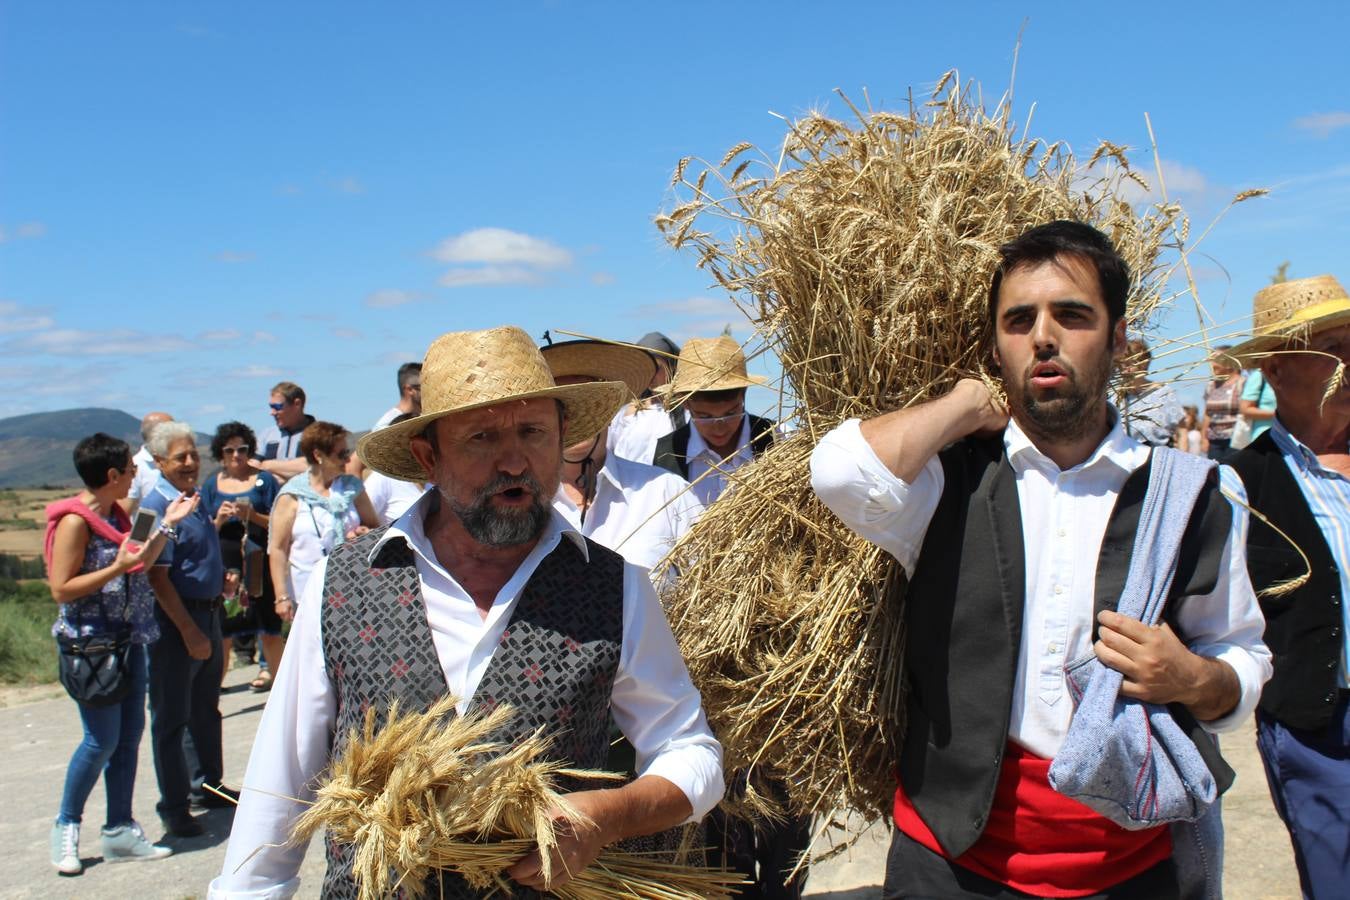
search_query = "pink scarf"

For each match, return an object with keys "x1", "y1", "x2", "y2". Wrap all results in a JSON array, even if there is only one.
[{"x1": 43, "y1": 497, "x2": 144, "y2": 575}]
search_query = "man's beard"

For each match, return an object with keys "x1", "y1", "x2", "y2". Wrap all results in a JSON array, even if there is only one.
[
  {"x1": 1006, "y1": 349, "x2": 1113, "y2": 444},
  {"x1": 445, "y1": 473, "x2": 551, "y2": 547}
]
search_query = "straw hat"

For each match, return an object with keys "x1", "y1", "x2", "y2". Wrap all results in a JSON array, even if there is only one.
[
  {"x1": 1230, "y1": 275, "x2": 1350, "y2": 364},
  {"x1": 358, "y1": 326, "x2": 628, "y2": 482},
  {"x1": 539, "y1": 339, "x2": 656, "y2": 400},
  {"x1": 663, "y1": 335, "x2": 767, "y2": 399}
]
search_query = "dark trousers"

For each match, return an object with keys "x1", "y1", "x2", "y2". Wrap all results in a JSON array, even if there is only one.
[
  {"x1": 706, "y1": 774, "x2": 813, "y2": 900},
  {"x1": 149, "y1": 602, "x2": 224, "y2": 816},
  {"x1": 882, "y1": 829, "x2": 1180, "y2": 900},
  {"x1": 1255, "y1": 698, "x2": 1350, "y2": 900}
]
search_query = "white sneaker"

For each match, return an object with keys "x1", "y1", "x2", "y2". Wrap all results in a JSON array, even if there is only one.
[
  {"x1": 100, "y1": 820, "x2": 172, "y2": 864},
  {"x1": 49, "y1": 820, "x2": 81, "y2": 875}
]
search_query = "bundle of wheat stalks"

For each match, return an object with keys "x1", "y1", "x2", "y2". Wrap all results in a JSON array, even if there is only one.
[
  {"x1": 652, "y1": 73, "x2": 1242, "y2": 832},
  {"x1": 291, "y1": 695, "x2": 742, "y2": 900}
]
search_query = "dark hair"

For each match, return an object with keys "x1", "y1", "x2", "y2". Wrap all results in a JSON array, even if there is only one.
[
  {"x1": 987, "y1": 220, "x2": 1131, "y2": 330},
  {"x1": 270, "y1": 381, "x2": 306, "y2": 405},
  {"x1": 389, "y1": 412, "x2": 417, "y2": 427},
  {"x1": 73, "y1": 433, "x2": 131, "y2": 489},
  {"x1": 209, "y1": 421, "x2": 258, "y2": 461},
  {"x1": 397, "y1": 362, "x2": 422, "y2": 393},
  {"x1": 687, "y1": 387, "x2": 746, "y2": 405},
  {"x1": 1124, "y1": 337, "x2": 1152, "y2": 364},
  {"x1": 299, "y1": 421, "x2": 348, "y2": 464}
]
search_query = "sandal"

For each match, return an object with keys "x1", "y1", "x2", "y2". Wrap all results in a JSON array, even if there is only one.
[{"x1": 249, "y1": 669, "x2": 273, "y2": 693}]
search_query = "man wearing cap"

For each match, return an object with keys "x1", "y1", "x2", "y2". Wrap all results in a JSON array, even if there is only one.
[
  {"x1": 1226, "y1": 274, "x2": 1350, "y2": 898},
  {"x1": 651, "y1": 335, "x2": 775, "y2": 506},
  {"x1": 541, "y1": 338, "x2": 704, "y2": 578},
  {"x1": 609, "y1": 331, "x2": 686, "y2": 464},
  {"x1": 211, "y1": 326, "x2": 723, "y2": 899}
]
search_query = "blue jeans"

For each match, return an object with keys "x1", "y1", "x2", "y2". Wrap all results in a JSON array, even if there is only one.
[{"x1": 57, "y1": 642, "x2": 148, "y2": 828}]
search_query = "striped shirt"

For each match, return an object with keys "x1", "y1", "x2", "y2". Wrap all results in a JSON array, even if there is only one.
[{"x1": 1270, "y1": 418, "x2": 1350, "y2": 687}]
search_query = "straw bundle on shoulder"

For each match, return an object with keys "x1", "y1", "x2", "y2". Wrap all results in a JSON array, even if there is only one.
[
  {"x1": 290, "y1": 694, "x2": 742, "y2": 900},
  {"x1": 653, "y1": 74, "x2": 1193, "y2": 828}
]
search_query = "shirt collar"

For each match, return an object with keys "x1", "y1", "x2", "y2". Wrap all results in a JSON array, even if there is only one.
[
  {"x1": 687, "y1": 415, "x2": 753, "y2": 463},
  {"x1": 1269, "y1": 417, "x2": 1341, "y2": 475},
  {"x1": 371, "y1": 487, "x2": 589, "y2": 570},
  {"x1": 1003, "y1": 405, "x2": 1146, "y2": 475}
]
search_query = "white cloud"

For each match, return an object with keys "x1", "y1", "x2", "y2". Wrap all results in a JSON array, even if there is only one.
[
  {"x1": 1293, "y1": 111, "x2": 1350, "y2": 139},
  {"x1": 277, "y1": 184, "x2": 301, "y2": 196},
  {"x1": 16, "y1": 328, "x2": 193, "y2": 356},
  {"x1": 239, "y1": 365, "x2": 285, "y2": 379},
  {"x1": 438, "y1": 265, "x2": 544, "y2": 288},
  {"x1": 252, "y1": 330, "x2": 277, "y2": 344},
  {"x1": 431, "y1": 228, "x2": 572, "y2": 269},
  {"x1": 590, "y1": 271, "x2": 617, "y2": 286},
  {"x1": 198, "y1": 403, "x2": 226, "y2": 414},
  {"x1": 331, "y1": 326, "x2": 361, "y2": 339},
  {"x1": 0, "y1": 221, "x2": 47, "y2": 243},
  {"x1": 335, "y1": 176, "x2": 365, "y2": 195},
  {"x1": 215, "y1": 250, "x2": 254, "y2": 263},
  {"x1": 0, "y1": 300, "x2": 55, "y2": 334},
  {"x1": 364, "y1": 289, "x2": 417, "y2": 309},
  {"x1": 631, "y1": 295, "x2": 747, "y2": 343},
  {"x1": 200, "y1": 329, "x2": 242, "y2": 342}
]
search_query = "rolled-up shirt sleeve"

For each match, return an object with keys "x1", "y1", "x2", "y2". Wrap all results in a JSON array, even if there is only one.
[
  {"x1": 808, "y1": 418, "x2": 945, "y2": 577},
  {"x1": 611, "y1": 562, "x2": 724, "y2": 821},
  {"x1": 209, "y1": 556, "x2": 336, "y2": 899},
  {"x1": 1182, "y1": 467, "x2": 1273, "y2": 732}
]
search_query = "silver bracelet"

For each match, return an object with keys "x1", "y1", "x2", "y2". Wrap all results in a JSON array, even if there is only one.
[{"x1": 157, "y1": 523, "x2": 179, "y2": 541}]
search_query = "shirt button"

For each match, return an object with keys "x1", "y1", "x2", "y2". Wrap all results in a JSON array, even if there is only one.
[
  {"x1": 1058, "y1": 528, "x2": 1067, "y2": 538},
  {"x1": 1332, "y1": 627, "x2": 1343, "y2": 638},
  {"x1": 1054, "y1": 585, "x2": 1065, "y2": 595},
  {"x1": 1327, "y1": 692, "x2": 1337, "y2": 704}
]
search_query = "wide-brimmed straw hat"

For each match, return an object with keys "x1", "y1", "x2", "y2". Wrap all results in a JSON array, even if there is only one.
[
  {"x1": 1230, "y1": 275, "x2": 1350, "y2": 365},
  {"x1": 662, "y1": 335, "x2": 767, "y2": 399},
  {"x1": 358, "y1": 326, "x2": 628, "y2": 482},
  {"x1": 539, "y1": 339, "x2": 656, "y2": 400}
]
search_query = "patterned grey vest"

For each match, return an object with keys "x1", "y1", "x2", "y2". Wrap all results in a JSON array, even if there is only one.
[{"x1": 319, "y1": 527, "x2": 624, "y2": 900}]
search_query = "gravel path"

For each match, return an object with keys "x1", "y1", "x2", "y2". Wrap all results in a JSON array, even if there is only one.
[{"x1": 0, "y1": 667, "x2": 1301, "y2": 899}]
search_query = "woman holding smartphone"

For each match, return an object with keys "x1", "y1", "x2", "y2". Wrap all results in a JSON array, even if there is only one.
[
  {"x1": 199, "y1": 422, "x2": 281, "y2": 693},
  {"x1": 45, "y1": 433, "x2": 195, "y2": 875}
]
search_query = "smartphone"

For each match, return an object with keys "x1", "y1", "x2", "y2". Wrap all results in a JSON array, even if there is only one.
[{"x1": 129, "y1": 508, "x2": 159, "y2": 544}]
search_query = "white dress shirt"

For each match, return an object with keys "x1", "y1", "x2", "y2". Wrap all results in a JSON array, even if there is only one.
[
  {"x1": 608, "y1": 403, "x2": 677, "y2": 464},
  {"x1": 363, "y1": 470, "x2": 429, "y2": 526},
  {"x1": 810, "y1": 414, "x2": 1272, "y2": 760},
  {"x1": 210, "y1": 492, "x2": 722, "y2": 899},
  {"x1": 127, "y1": 445, "x2": 159, "y2": 503},
  {"x1": 687, "y1": 416, "x2": 754, "y2": 506},
  {"x1": 553, "y1": 453, "x2": 704, "y2": 574}
]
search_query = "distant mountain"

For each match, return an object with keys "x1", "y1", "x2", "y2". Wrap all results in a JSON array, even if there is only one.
[{"x1": 0, "y1": 408, "x2": 209, "y2": 489}]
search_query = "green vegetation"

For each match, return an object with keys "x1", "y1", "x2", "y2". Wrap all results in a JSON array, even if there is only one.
[
  {"x1": 0, "y1": 518, "x2": 39, "y2": 530},
  {"x1": 0, "y1": 577, "x2": 56, "y2": 684},
  {"x1": 0, "y1": 553, "x2": 46, "y2": 579}
]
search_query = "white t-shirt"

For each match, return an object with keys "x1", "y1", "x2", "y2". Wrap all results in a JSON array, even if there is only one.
[
  {"x1": 608, "y1": 404, "x2": 679, "y2": 464},
  {"x1": 364, "y1": 472, "x2": 429, "y2": 526},
  {"x1": 373, "y1": 406, "x2": 405, "y2": 430}
]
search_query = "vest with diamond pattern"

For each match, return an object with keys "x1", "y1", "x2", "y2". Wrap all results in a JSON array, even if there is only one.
[{"x1": 318, "y1": 526, "x2": 624, "y2": 899}]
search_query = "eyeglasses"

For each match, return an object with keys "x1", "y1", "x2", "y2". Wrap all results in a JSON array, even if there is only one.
[
  {"x1": 268, "y1": 402, "x2": 286, "y2": 411},
  {"x1": 222, "y1": 446, "x2": 251, "y2": 456},
  {"x1": 407, "y1": 383, "x2": 421, "y2": 391},
  {"x1": 688, "y1": 407, "x2": 745, "y2": 426}
]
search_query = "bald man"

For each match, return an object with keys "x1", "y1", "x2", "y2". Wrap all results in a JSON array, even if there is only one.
[{"x1": 125, "y1": 411, "x2": 173, "y2": 514}]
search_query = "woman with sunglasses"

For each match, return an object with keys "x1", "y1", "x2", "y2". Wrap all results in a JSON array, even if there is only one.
[
  {"x1": 268, "y1": 421, "x2": 377, "y2": 634},
  {"x1": 200, "y1": 422, "x2": 282, "y2": 692}
]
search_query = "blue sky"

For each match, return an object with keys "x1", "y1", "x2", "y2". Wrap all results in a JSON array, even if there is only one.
[{"x1": 2, "y1": 2, "x2": 1347, "y2": 434}]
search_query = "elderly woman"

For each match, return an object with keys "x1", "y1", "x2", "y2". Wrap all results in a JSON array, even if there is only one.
[
  {"x1": 139, "y1": 420, "x2": 236, "y2": 836},
  {"x1": 1200, "y1": 346, "x2": 1246, "y2": 460},
  {"x1": 45, "y1": 433, "x2": 194, "y2": 874},
  {"x1": 268, "y1": 421, "x2": 377, "y2": 628},
  {"x1": 200, "y1": 422, "x2": 283, "y2": 692}
]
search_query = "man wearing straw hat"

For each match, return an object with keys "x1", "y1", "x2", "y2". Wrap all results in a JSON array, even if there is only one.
[
  {"x1": 539, "y1": 337, "x2": 704, "y2": 578},
  {"x1": 1226, "y1": 274, "x2": 1350, "y2": 899},
  {"x1": 812, "y1": 220, "x2": 1271, "y2": 899},
  {"x1": 652, "y1": 335, "x2": 775, "y2": 506},
  {"x1": 211, "y1": 326, "x2": 723, "y2": 899}
]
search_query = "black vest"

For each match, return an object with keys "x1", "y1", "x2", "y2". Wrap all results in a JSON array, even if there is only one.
[
  {"x1": 651, "y1": 414, "x2": 775, "y2": 479},
  {"x1": 898, "y1": 437, "x2": 1232, "y2": 857},
  {"x1": 1228, "y1": 431, "x2": 1344, "y2": 731}
]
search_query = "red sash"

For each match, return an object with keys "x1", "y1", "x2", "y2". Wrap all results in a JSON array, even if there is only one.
[
  {"x1": 44, "y1": 497, "x2": 143, "y2": 574},
  {"x1": 893, "y1": 741, "x2": 1172, "y2": 897}
]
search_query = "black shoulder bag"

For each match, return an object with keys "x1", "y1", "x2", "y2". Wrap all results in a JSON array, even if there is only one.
[{"x1": 56, "y1": 577, "x2": 134, "y2": 708}]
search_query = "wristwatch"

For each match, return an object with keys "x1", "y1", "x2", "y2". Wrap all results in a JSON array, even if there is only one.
[{"x1": 158, "y1": 523, "x2": 179, "y2": 541}]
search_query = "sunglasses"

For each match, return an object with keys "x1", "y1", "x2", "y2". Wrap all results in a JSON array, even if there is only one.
[
  {"x1": 222, "y1": 446, "x2": 251, "y2": 456},
  {"x1": 268, "y1": 402, "x2": 286, "y2": 411}
]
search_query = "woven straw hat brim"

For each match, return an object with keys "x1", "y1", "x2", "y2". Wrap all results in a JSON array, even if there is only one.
[
  {"x1": 357, "y1": 380, "x2": 629, "y2": 483},
  {"x1": 663, "y1": 370, "x2": 769, "y2": 399},
  {"x1": 540, "y1": 340, "x2": 657, "y2": 400},
  {"x1": 1230, "y1": 275, "x2": 1350, "y2": 364}
]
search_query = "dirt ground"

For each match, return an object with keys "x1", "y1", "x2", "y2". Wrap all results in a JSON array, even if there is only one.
[
  {"x1": 0, "y1": 666, "x2": 1303, "y2": 900},
  {"x1": 0, "y1": 488, "x2": 63, "y2": 557}
]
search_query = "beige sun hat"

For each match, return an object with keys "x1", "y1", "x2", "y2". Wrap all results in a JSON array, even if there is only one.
[
  {"x1": 1230, "y1": 274, "x2": 1350, "y2": 365},
  {"x1": 662, "y1": 335, "x2": 767, "y2": 399},
  {"x1": 539, "y1": 338, "x2": 657, "y2": 399},
  {"x1": 358, "y1": 326, "x2": 629, "y2": 482}
]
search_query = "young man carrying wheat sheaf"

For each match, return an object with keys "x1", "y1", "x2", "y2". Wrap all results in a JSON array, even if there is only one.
[{"x1": 811, "y1": 220, "x2": 1271, "y2": 899}]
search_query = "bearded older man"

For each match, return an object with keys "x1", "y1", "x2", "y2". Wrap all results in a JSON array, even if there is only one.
[
  {"x1": 1227, "y1": 274, "x2": 1350, "y2": 899},
  {"x1": 811, "y1": 221, "x2": 1270, "y2": 899},
  {"x1": 211, "y1": 327, "x2": 723, "y2": 899}
]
